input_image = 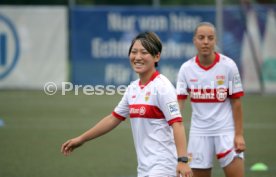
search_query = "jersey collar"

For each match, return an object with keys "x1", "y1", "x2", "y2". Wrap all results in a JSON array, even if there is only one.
[
  {"x1": 139, "y1": 70, "x2": 160, "y2": 89},
  {"x1": 195, "y1": 52, "x2": 220, "y2": 71}
]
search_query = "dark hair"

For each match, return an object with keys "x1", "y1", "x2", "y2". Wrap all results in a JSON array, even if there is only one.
[{"x1": 128, "y1": 32, "x2": 162, "y2": 67}]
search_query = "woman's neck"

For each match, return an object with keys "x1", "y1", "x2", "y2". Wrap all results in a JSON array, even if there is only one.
[
  {"x1": 139, "y1": 69, "x2": 156, "y2": 85},
  {"x1": 198, "y1": 53, "x2": 216, "y2": 67}
]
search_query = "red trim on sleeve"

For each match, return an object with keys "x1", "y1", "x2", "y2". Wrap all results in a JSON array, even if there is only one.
[
  {"x1": 216, "y1": 149, "x2": 232, "y2": 159},
  {"x1": 112, "y1": 111, "x2": 126, "y2": 121},
  {"x1": 229, "y1": 91, "x2": 244, "y2": 98},
  {"x1": 168, "y1": 117, "x2": 183, "y2": 126},
  {"x1": 177, "y1": 95, "x2": 188, "y2": 100}
]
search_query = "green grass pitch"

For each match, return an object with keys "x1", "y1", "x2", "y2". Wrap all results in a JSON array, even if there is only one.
[{"x1": 0, "y1": 90, "x2": 275, "y2": 177}]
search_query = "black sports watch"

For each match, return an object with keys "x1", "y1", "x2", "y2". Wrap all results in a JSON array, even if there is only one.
[{"x1": 177, "y1": 156, "x2": 189, "y2": 163}]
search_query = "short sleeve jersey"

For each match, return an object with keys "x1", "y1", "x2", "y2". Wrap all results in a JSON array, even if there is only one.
[
  {"x1": 113, "y1": 71, "x2": 182, "y2": 177},
  {"x1": 176, "y1": 53, "x2": 244, "y2": 136}
]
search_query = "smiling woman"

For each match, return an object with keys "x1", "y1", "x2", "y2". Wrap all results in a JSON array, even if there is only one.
[
  {"x1": 128, "y1": 32, "x2": 162, "y2": 84},
  {"x1": 61, "y1": 31, "x2": 192, "y2": 177}
]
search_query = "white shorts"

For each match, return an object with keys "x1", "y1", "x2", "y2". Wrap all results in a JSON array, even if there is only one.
[{"x1": 187, "y1": 134, "x2": 244, "y2": 168}]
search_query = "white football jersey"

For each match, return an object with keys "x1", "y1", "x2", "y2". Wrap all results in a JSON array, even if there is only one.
[
  {"x1": 176, "y1": 53, "x2": 244, "y2": 136},
  {"x1": 113, "y1": 71, "x2": 182, "y2": 177}
]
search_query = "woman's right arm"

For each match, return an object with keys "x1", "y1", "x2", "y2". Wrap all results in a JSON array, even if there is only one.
[{"x1": 61, "y1": 114, "x2": 122, "y2": 156}]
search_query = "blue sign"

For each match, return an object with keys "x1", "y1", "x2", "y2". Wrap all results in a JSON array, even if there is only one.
[
  {"x1": 70, "y1": 6, "x2": 276, "y2": 86},
  {"x1": 0, "y1": 13, "x2": 20, "y2": 79},
  {"x1": 70, "y1": 7, "x2": 216, "y2": 85}
]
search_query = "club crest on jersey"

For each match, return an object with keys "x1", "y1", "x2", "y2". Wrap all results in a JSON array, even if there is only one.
[
  {"x1": 145, "y1": 91, "x2": 151, "y2": 101},
  {"x1": 216, "y1": 75, "x2": 225, "y2": 85}
]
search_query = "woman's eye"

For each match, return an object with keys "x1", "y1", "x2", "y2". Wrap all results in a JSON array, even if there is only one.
[
  {"x1": 131, "y1": 51, "x2": 137, "y2": 54},
  {"x1": 198, "y1": 36, "x2": 204, "y2": 40},
  {"x1": 208, "y1": 37, "x2": 214, "y2": 40}
]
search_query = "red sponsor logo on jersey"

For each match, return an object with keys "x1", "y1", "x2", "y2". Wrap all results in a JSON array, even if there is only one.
[
  {"x1": 189, "y1": 88, "x2": 228, "y2": 102},
  {"x1": 190, "y1": 78, "x2": 198, "y2": 82},
  {"x1": 130, "y1": 107, "x2": 140, "y2": 114},
  {"x1": 216, "y1": 88, "x2": 227, "y2": 101},
  {"x1": 190, "y1": 90, "x2": 215, "y2": 99},
  {"x1": 139, "y1": 106, "x2": 146, "y2": 115},
  {"x1": 129, "y1": 106, "x2": 146, "y2": 116},
  {"x1": 129, "y1": 104, "x2": 165, "y2": 118}
]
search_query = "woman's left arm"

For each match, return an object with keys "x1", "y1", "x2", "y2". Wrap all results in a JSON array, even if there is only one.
[
  {"x1": 172, "y1": 122, "x2": 192, "y2": 177},
  {"x1": 231, "y1": 98, "x2": 246, "y2": 153}
]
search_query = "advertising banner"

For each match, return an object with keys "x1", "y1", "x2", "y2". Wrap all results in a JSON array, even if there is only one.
[
  {"x1": 0, "y1": 6, "x2": 68, "y2": 89},
  {"x1": 70, "y1": 7, "x2": 215, "y2": 85},
  {"x1": 71, "y1": 5, "x2": 276, "y2": 93}
]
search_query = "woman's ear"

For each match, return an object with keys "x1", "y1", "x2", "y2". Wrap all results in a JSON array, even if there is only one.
[{"x1": 154, "y1": 52, "x2": 161, "y2": 63}]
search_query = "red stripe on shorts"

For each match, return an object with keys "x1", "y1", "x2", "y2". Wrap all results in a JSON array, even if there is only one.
[{"x1": 216, "y1": 149, "x2": 232, "y2": 159}]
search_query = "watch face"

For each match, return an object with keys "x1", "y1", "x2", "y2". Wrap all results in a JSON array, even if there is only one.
[{"x1": 178, "y1": 157, "x2": 188, "y2": 163}]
